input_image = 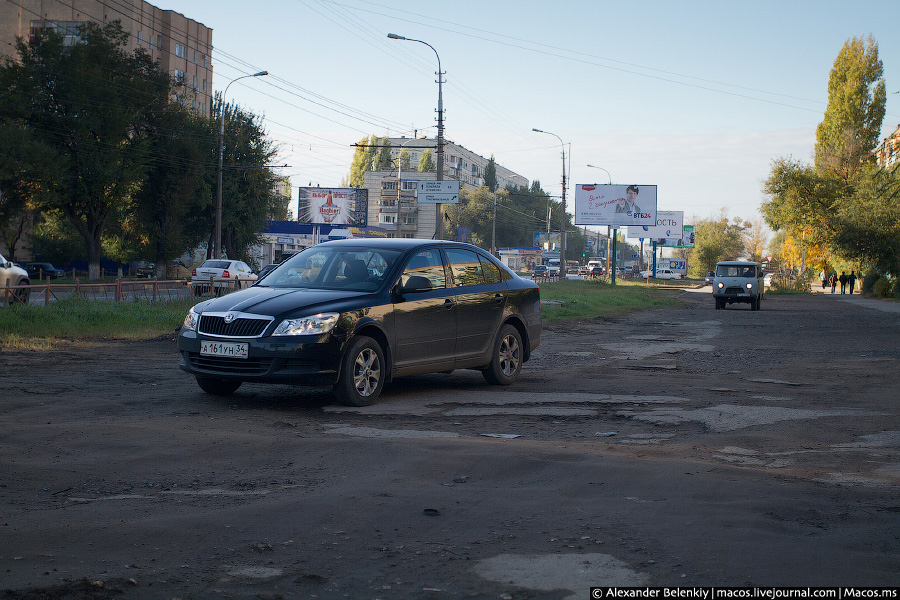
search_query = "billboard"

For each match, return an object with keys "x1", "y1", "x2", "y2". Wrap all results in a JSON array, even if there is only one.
[
  {"x1": 658, "y1": 224, "x2": 694, "y2": 248},
  {"x1": 574, "y1": 184, "x2": 657, "y2": 227},
  {"x1": 627, "y1": 211, "x2": 684, "y2": 240},
  {"x1": 298, "y1": 187, "x2": 368, "y2": 226},
  {"x1": 533, "y1": 231, "x2": 562, "y2": 250}
]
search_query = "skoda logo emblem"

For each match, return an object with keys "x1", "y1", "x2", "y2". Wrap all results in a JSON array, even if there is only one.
[{"x1": 224, "y1": 313, "x2": 235, "y2": 323}]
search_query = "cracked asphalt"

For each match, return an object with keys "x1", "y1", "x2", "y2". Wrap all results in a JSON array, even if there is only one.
[{"x1": 1, "y1": 287, "x2": 898, "y2": 598}]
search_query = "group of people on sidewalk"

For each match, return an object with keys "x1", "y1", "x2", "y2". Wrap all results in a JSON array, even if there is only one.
[{"x1": 821, "y1": 269, "x2": 858, "y2": 294}]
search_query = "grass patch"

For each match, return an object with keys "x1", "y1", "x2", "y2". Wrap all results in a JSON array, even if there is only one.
[
  {"x1": 0, "y1": 296, "x2": 197, "y2": 349},
  {"x1": 539, "y1": 278, "x2": 682, "y2": 321}
]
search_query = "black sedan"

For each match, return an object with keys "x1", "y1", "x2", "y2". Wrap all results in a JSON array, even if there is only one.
[{"x1": 177, "y1": 239, "x2": 542, "y2": 406}]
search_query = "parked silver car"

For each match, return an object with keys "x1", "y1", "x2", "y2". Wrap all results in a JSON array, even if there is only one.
[
  {"x1": 1, "y1": 253, "x2": 30, "y2": 305},
  {"x1": 190, "y1": 259, "x2": 257, "y2": 296}
]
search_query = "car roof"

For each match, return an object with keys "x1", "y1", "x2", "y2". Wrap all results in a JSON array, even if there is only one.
[
  {"x1": 716, "y1": 260, "x2": 760, "y2": 266},
  {"x1": 315, "y1": 238, "x2": 489, "y2": 253}
]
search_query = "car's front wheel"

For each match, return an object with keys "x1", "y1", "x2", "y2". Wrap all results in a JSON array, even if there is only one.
[
  {"x1": 334, "y1": 336, "x2": 385, "y2": 407},
  {"x1": 196, "y1": 376, "x2": 242, "y2": 395},
  {"x1": 483, "y1": 324, "x2": 523, "y2": 385}
]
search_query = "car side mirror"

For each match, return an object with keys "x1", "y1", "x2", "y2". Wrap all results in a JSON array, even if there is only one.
[{"x1": 399, "y1": 275, "x2": 433, "y2": 294}]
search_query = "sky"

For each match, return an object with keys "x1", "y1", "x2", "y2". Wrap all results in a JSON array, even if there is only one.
[{"x1": 156, "y1": 0, "x2": 900, "y2": 234}]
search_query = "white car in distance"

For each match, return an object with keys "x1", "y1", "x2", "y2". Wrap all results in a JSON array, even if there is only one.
[{"x1": 191, "y1": 259, "x2": 258, "y2": 296}]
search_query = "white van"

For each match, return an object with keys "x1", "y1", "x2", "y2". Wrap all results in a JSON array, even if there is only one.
[{"x1": 712, "y1": 261, "x2": 764, "y2": 310}]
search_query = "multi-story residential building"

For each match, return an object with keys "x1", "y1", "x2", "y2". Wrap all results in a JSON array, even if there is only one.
[
  {"x1": 362, "y1": 136, "x2": 529, "y2": 239},
  {"x1": 0, "y1": 0, "x2": 213, "y2": 115},
  {"x1": 874, "y1": 124, "x2": 900, "y2": 170}
]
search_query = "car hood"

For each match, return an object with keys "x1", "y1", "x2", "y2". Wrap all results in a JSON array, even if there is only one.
[{"x1": 195, "y1": 285, "x2": 374, "y2": 318}]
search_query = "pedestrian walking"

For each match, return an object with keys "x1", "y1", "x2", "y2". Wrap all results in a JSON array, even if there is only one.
[
  {"x1": 849, "y1": 270, "x2": 857, "y2": 295},
  {"x1": 839, "y1": 271, "x2": 848, "y2": 294},
  {"x1": 821, "y1": 269, "x2": 827, "y2": 290},
  {"x1": 830, "y1": 272, "x2": 837, "y2": 294}
]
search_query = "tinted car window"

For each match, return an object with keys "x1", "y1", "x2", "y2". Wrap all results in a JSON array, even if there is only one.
[
  {"x1": 446, "y1": 248, "x2": 485, "y2": 287},
  {"x1": 480, "y1": 255, "x2": 503, "y2": 284},
  {"x1": 263, "y1": 247, "x2": 399, "y2": 291},
  {"x1": 200, "y1": 260, "x2": 232, "y2": 269},
  {"x1": 400, "y1": 249, "x2": 446, "y2": 289}
]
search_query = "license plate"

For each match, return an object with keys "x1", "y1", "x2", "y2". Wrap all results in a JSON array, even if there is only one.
[{"x1": 200, "y1": 341, "x2": 249, "y2": 359}]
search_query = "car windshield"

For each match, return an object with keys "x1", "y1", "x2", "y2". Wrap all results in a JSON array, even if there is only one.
[
  {"x1": 258, "y1": 246, "x2": 401, "y2": 292},
  {"x1": 716, "y1": 264, "x2": 756, "y2": 277}
]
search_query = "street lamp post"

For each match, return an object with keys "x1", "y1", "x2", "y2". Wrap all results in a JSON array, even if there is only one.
[
  {"x1": 215, "y1": 70, "x2": 268, "y2": 259},
  {"x1": 533, "y1": 128, "x2": 567, "y2": 276},
  {"x1": 388, "y1": 33, "x2": 445, "y2": 238}
]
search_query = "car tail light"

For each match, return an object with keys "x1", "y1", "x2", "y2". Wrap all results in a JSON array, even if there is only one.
[
  {"x1": 222, "y1": 270, "x2": 231, "y2": 278},
  {"x1": 191, "y1": 268, "x2": 196, "y2": 276}
]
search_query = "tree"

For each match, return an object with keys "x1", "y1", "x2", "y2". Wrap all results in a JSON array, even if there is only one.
[
  {"x1": 348, "y1": 135, "x2": 377, "y2": 188},
  {"x1": 832, "y1": 163, "x2": 900, "y2": 277},
  {"x1": 686, "y1": 211, "x2": 748, "y2": 276},
  {"x1": 0, "y1": 22, "x2": 172, "y2": 279},
  {"x1": 374, "y1": 137, "x2": 393, "y2": 171},
  {"x1": 418, "y1": 149, "x2": 435, "y2": 172},
  {"x1": 399, "y1": 147, "x2": 411, "y2": 170},
  {"x1": 742, "y1": 218, "x2": 770, "y2": 263},
  {"x1": 133, "y1": 105, "x2": 215, "y2": 274},
  {"x1": 484, "y1": 155, "x2": 498, "y2": 192},
  {"x1": 212, "y1": 95, "x2": 281, "y2": 262},
  {"x1": 815, "y1": 36, "x2": 886, "y2": 181},
  {"x1": 762, "y1": 158, "x2": 845, "y2": 245}
]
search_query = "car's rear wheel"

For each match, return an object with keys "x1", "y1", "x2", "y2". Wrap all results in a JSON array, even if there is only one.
[
  {"x1": 483, "y1": 324, "x2": 523, "y2": 385},
  {"x1": 334, "y1": 336, "x2": 385, "y2": 407},
  {"x1": 196, "y1": 376, "x2": 242, "y2": 395}
]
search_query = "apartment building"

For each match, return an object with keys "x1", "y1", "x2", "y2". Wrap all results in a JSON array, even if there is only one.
[
  {"x1": 361, "y1": 136, "x2": 528, "y2": 239},
  {"x1": 0, "y1": 0, "x2": 213, "y2": 115},
  {"x1": 874, "y1": 124, "x2": 900, "y2": 170}
]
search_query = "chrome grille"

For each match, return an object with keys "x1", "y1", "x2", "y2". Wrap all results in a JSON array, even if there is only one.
[{"x1": 198, "y1": 313, "x2": 272, "y2": 338}]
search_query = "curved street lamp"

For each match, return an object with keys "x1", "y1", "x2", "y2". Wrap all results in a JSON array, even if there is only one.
[
  {"x1": 388, "y1": 33, "x2": 445, "y2": 239},
  {"x1": 215, "y1": 70, "x2": 268, "y2": 259},
  {"x1": 586, "y1": 164, "x2": 612, "y2": 185},
  {"x1": 533, "y1": 128, "x2": 567, "y2": 275}
]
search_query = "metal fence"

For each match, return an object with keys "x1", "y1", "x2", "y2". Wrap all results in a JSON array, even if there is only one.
[{"x1": 2, "y1": 276, "x2": 249, "y2": 307}]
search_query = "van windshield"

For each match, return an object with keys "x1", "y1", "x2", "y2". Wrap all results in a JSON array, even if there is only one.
[{"x1": 716, "y1": 264, "x2": 756, "y2": 277}]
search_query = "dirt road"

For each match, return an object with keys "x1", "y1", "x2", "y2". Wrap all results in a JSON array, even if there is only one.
[{"x1": 1, "y1": 288, "x2": 898, "y2": 598}]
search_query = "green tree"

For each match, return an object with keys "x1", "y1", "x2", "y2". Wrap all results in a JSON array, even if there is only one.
[
  {"x1": 348, "y1": 135, "x2": 377, "y2": 188},
  {"x1": 0, "y1": 22, "x2": 171, "y2": 279},
  {"x1": 374, "y1": 137, "x2": 393, "y2": 171},
  {"x1": 815, "y1": 36, "x2": 886, "y2": 181},
  {"x1": 418, "y1": 149, "x2": 435, "y2": 172},
  {"x1": 832, "y1": 163, "x2": 900, "y2": 277},
  {"x1": 761, "y1": 157, "x2": 845, "y2": 250},
  {"x1": 399, "y1": 147, "x2": 411, "y2": 170},
  {"x1": 484, "y1": 155, "x2": 498, "y2": 192},
  {"x1": 0, "y1": 122, "x2": 62, "y2": 260},
  {"x1": 687, "y1": 211, "x2": 748, "y2": 276},
  {"x1": 213, "y1": 95, "x2": 281, "y2": 262},
  {"x1": 133, "y1": 105, "x2": 215, "y2": 273}
]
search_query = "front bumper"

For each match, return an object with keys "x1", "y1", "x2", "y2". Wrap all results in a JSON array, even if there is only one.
[{"x1": 177, "y1": 329, "x2": 344, "y2": 385}]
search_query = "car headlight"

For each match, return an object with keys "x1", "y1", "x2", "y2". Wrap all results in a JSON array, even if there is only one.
[
  {"x1": 747, "y1": 283, "x2": 753, "y2": 289},
  {"x1": 183, "y1": 307, "x2": 199, "y2": 331},
  {"x1": 717, "y1": 282, "x2": 724, "y2": 289},
  {"x1": 273, "y1": 313, "x2": 340, "y2": 336}
]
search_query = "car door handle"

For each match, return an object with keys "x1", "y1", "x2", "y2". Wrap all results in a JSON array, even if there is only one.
[
  {"x1": 444, "y1": 298, "x2": 455, "y2": 309},
  {"x1": 493, "y1": 293, "x2": 504, "y2": 304}
]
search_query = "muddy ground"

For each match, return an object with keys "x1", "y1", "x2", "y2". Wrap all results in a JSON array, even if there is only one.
[{"x1": 1, "y1": 288, "x2": 899, "y2": 599}]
